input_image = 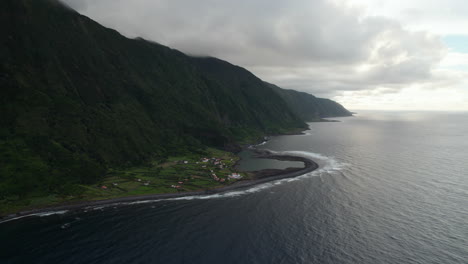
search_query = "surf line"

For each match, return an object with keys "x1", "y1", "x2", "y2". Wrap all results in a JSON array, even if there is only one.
[{"x1": 0, "y1": 149, "x2": 319, "y2": 223}]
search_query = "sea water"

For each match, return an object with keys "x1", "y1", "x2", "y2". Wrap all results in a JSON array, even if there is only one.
[{"x1": 1, "y1": 111, "x2": 467, "y2": 264}]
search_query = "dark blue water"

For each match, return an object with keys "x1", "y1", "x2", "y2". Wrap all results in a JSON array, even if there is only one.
[{"x1": 1, "y1": 111, "x2": 467, "y2": 264}]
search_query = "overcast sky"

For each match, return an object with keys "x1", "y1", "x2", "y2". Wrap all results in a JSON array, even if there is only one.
[{"x1": 63, "y1": 0, "x2": 468, "y2": 110}]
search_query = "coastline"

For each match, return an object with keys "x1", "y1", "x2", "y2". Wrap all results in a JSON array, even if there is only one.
[{"x1": 1, "y1": 150, "x2": 318, "y2": 222}]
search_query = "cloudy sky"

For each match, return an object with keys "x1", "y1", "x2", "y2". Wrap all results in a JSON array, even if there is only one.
[{"x1": 63, "y1": 0, "x2": 468, "y2": 110}]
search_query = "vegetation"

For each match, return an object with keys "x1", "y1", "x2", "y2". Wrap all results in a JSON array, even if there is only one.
[
  {"x1": 267, "y1": 83, "x2": 352, "y2": 121},
  {"x1": 1, "y1": 148, "x2": 249, "y2": 215},
  {"x1": 0, "y1": 0, "x2": 351, "y2": 214}
]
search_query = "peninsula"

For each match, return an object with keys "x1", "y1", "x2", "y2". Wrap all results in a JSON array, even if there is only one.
[{"x1": 1, "y1": 148, "x2": 318, "y2": 221}]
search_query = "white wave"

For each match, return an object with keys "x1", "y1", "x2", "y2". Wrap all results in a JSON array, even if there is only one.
[
  {"x1": 271, "y1": 150, "x2": 329, "y2": 160},
  {"x1": 122, "y1": 200, "x2": 163, "y2": 205},
  {"x1": 37, "y1": 210, "x2": 68, "y2": 217},
  {"x1": 269, "y1": 150, "x2": 348, "y2": 173},
  {"x1": 248, "y1": 141, "x2": 268, "y2": 149},
  {"x1": 168, "y1": 184, "x2": 275, "y2": 201},
  {"x1": 82, "y1": 205, "x2": 113, "y2": 211},
  {"x1": 0, "y1": 210, "x2": 69, "y2": 224}
]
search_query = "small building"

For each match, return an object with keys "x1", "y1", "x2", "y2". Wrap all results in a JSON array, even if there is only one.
[{"x1": 228, "y1": 173, "x2": 242, "y2": 179}]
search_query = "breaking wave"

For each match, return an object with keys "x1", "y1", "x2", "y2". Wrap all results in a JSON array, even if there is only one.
[
  {"x1": 0, "y1": 210, "x2": 69, "y2": 224},
  {"x1": 273, "y1": 150, "x2": 348, "y2": 173},
  {"x1": 248, "y1": 141, "x2": 268, "y2": 149}
]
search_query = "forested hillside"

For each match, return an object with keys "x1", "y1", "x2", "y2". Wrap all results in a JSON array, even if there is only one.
[
  {"x1": 267, "y1": 83, "x2": 352, "y2": 121},
  {"x1": 0, "y1": 0, "x2": 350, "y2": 200}
]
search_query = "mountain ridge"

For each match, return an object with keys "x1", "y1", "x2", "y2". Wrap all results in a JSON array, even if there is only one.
[
  {"x1": 266, "y1": 82, "x2": 352, "y2": 121},
  {"x1": 0, "y1": 0, "x2": 350, "y2": 201}
]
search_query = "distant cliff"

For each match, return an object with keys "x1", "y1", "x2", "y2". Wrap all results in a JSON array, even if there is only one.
[{"x1": 267, "y1": 83, "x2": 352, "y2": 121}]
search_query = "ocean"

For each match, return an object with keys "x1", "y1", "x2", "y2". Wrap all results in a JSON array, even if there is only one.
[{"x1": 1, "y1": 111, "x2": 467, "y2": 263}]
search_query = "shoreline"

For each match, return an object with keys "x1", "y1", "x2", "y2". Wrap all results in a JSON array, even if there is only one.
[{"x1": 1, "y1": 150, "x2": 318, "y2": 222}]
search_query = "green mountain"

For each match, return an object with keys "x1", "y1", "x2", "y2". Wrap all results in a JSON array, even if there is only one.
[
  {"x1": 267, "y1": 83, "x2": 352, "y2": 121},
  {"x1": 188, "y1": 56, "x2": 311, "y2": 133},
  {"x1": 0, "y1": 0, "x2": 349, "y2": 199}
]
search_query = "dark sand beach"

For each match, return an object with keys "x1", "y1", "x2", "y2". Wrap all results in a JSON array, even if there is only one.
[{"x1": 1, "y1": 150, "x2": 318, "y2": 222}]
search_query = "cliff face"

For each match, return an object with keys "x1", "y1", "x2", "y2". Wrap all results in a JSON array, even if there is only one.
[
  {"x1": 0, "y1": 0, "x2": 307, "y2": 197},
  {"x1": 0, "y1": 0, "x2": 350, "y2": 198},
  {"x1": 188, "y1": 57, "x2": 308, "y2": 135},
  {"x1": 267, "y1": 83, "x2": 352, "y2": 121}
]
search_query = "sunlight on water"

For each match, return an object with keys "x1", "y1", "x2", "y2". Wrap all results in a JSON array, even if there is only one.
[{"x1": 1, "y1": 111, "x2": 467, "y2": 264}]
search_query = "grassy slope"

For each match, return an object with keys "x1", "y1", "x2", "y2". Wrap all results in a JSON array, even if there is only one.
[{"x1": 1, "y1": 148, "x2": 250, "y2": 215}]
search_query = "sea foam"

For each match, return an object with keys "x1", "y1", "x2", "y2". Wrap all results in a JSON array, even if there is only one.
[{"x1": 0, "y1": 210, "x2": 69, "y2": 224}]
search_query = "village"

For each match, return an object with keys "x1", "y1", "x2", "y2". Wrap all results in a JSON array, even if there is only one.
[
  {"x1": 90, "y1": 149, "x2": 247, "y2": 199},
  {"x1": 164, "y1": 157, "x2": 243, "y2": 189}
]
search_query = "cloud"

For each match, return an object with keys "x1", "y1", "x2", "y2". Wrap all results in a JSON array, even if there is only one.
[
  {"x1": 342, "y1": 0, "x2": 468, "y2": 35},
  {"x1": 440, "y1": 52, "x2": 468, "y2": 71},
  {"x1": 62, "y1": 0, "x2": 467, "y2": 110}
]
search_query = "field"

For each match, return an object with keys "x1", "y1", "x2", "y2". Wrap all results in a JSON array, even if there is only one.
[{"x1": 0, "y1": 148, "x2": 249, "y2": 216}]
